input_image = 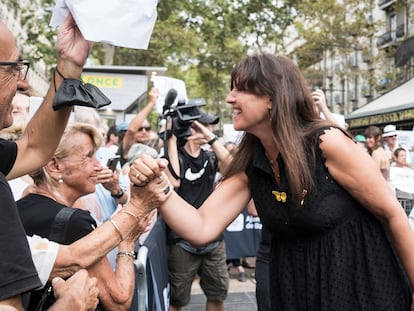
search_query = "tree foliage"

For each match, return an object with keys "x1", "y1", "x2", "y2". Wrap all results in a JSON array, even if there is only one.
[{"x1": 6, "y1": 0, "x2": 384, "y2": 118}]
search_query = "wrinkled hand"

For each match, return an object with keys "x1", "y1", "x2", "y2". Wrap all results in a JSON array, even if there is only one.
[
  {"x1": 129, "y1": 155, "x2": 172, "y2": 213},
  {"x1": 52, "y1": 269, "x2": 99, "y2": 311},
  {"x1": 129, "y1": 172, "x2": 172, "y2": 214},
  {"x1": 123, "y1": 210, "x2": 157, "y2": 242},
  {"x1": 129, "y1": 154, "x2": 168, "y2": 187},
  {"x1": 98, "y1": 167, "x2": 120, "y2": 193},
  {"x1": 56, "y1": 13, "x2": 93, "y2": 67}
]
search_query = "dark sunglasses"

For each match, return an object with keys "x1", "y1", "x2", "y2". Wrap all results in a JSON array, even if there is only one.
[{"x1": 138, "y1": 126, "x2": 151, "y2": 132}]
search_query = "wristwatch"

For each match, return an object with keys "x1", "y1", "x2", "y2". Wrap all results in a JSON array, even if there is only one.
[
  {"x1": 208, "y1": 135, "x2": 218, "y2": 145},
  {"x1": 111, "y1": 189, "x2": 124, "y2": 199}
]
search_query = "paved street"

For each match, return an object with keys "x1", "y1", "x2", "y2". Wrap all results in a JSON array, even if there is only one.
[{"x1": 183, "y1": 263, "x2": 257, "y2": 311}]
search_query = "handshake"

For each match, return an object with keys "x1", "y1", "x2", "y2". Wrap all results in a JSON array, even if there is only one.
[{"x1": 128, "y1": 155, "x2": 173, "y2": 213}]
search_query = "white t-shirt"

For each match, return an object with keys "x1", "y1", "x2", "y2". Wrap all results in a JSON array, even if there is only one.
[{"x1": 27, "y1": 235, "x2": 59, "y2": 287}]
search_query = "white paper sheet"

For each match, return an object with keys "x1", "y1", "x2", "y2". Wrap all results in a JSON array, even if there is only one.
[{"x1": 50, "y1": 0, "x2": 158, "y2": 50}]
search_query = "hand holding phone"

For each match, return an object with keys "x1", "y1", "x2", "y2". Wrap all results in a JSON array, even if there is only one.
[{"x1": 106, "y1": 156, "x2": 120, "y2": 172}]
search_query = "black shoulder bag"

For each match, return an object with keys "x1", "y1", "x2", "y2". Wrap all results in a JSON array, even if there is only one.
[{"x1": 28, "y1": 208, "x2": 77, "y2": 311}]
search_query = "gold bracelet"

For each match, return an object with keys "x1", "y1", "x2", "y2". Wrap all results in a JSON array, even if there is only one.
[
  {"x1": 117, "y1": 251, "x2": 137, "y2": 261},
  {"x1": 109, "y1": 219, "x2": 124, "y2": 241},
  {"x1": 121, "y1": 210, "x2": 141, "y2": 223}
]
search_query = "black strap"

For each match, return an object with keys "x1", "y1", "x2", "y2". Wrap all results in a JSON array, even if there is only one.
[
  {"x1": 49, "y1": 208, "x2": 77, "y2": 243},
  {"x1": 29, "y1": 208, "x2": 77, "y2": 311}
]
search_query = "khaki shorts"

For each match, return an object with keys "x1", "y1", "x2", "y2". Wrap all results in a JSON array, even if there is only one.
[{"x1": 168, "y1": 240, "x2": 229, "y2": 307}]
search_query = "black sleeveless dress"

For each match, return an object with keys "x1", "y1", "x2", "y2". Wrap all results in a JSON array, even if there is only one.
[{"x1": 247, "y1": 128, "x2": 411, "y2": 311}]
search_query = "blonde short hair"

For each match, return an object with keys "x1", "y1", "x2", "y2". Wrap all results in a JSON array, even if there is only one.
[{"x1": 30, "y1": 123, "x2": 103, "y2": 187}]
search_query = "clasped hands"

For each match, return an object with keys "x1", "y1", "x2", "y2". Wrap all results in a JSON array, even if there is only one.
[{"x1": 129, "y1": 155, "x2": 173, "y2": 213}]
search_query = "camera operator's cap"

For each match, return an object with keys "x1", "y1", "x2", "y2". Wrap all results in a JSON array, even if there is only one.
[
  {"x1": 199, "y1": 111, "x2": 219, "y2": 125},
  {"x1": 382, "y1": 124, "x2": 397, "y2": 137}
]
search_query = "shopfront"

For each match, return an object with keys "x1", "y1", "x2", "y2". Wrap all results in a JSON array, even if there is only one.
[{"x1": 346, "y1": 77, "x2": 414, "y2": 133}]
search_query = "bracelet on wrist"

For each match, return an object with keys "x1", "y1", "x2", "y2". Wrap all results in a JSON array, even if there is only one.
[
  {"x1": 117, "y1": 251, "x2": 137, "y2": 261},
  {"x1": 207, "y1": 135, "x2": 218, "y2": 145},
  {"x1": 109, "y1": 219, "x2": 124, "y2": 241},
  {"x1": 121, "y1": 210, "x2": 141, "y2": 223}
]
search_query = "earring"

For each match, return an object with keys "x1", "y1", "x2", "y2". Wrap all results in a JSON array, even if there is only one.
[{"x1": 58, "y1": 176, "x2": 63, "y2": 184}]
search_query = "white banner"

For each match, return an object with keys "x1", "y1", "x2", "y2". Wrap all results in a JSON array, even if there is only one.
[{"x1": 390, "y1": 166, "x2": 414, "y2": 194}]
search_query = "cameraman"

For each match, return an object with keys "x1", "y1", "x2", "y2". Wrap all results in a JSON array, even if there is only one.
[{"x1": 163, "y1": 111, "x2": 231, "y2": 311}]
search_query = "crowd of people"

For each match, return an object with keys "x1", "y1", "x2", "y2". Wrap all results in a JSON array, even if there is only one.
[{"x1": 2, "y1": 14, "x2": 414, "y2": 311}]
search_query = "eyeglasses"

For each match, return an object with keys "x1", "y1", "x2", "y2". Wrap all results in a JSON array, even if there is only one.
[
  {"x1": 0, "y1": 60, "x2": 30, "y2": 80},
  {"x1": 138, "y1": 126, "x2": 151, "y2": 132}
]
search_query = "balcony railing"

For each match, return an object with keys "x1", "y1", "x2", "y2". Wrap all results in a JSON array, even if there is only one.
[
  {"x1": 376, "y1": 31, "x2": 396, "y2": 47},
  {"x1": 378, "y1": 0, "x2": 396, "y2": 10}
]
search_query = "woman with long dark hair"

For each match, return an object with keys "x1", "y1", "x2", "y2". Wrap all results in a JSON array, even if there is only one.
[{"x1": 131, "y1": 53, "x2": 414, "y2": 310}]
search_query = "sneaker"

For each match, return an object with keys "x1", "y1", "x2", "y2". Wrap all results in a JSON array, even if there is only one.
[{"x1": 238, "y1": 271, "x2": 247, "y2": 282}]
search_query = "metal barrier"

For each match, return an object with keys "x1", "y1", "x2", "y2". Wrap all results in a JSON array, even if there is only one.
[
  {"x1": 396, "y1": 189, "x2": 414, "y2": 216},
  {"x1": 398, "y1": 198, "x2": 414, "y2": 215},
  {"x1": 135, "y1": 246, "x2": 149, "y2": 311}
]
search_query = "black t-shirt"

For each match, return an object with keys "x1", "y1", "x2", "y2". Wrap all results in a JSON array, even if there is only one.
[
  {"x1": 17, "y1": 194, "x2": 97, "y2": 245},
  {"x1": 0, "y1": 139, "x2": 42, "y2": 300},
  {"x1": 17, "y1": 194, "x2": 97, "y2": 310},
  {"x1": 168, "y1": 148, "x2": 223, "y2": 252},
  {"x1": 176, "y1": 148, "x2": 217, "y2": 208}
]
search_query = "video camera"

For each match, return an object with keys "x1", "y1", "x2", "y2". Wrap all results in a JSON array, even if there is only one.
[{"x1": 162, "y1": 88, "x2": 206, "y2": 143}]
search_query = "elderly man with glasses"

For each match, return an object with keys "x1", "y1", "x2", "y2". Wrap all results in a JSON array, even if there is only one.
[
  {"x1": 0, "y1": 14, "x2": 172, "y2": 311},
  {"x1": 0, "y1": 14, "x2": 98, "y2": 311}
]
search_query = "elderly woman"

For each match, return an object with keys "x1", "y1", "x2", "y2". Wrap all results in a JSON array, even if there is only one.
[{"x1": 17, "y1": 123, "x2": 148, "y2": 311}]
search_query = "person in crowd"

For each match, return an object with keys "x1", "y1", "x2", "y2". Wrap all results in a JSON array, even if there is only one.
[
  {"x1": 73, "y1": 106, "x2": 101, "y2": 129},
  {"x1": 11, "y1": 91, "x2": 30, "y2": 124},
  {"x1": 383, "y1": 124, "x2": 412, "y2": 165},
  {"x1": 353, "y1": 133, "x2": 368, "y2": 152},
  {"x1": 0, "y1": 121, "x2": 34, "y2": 200},
  {"x1": 0, "y1": 92, "x2": 34, "y2": 199},
  {"x1": 162, "y1": 111, "x2": 231, "y2": 311},
  {"x1": 131, "y1": 53, "x2": 414, "y2": 310},
  {"x1": 0, "y1": 14, "x2": 172, "y2": 311},
  {"x1": 17, "y1": 123, "x2": 151, "y2": 310},
  {"x1": 364, "y1": 125, "x2": 391, "y2": 182},
  {"x1": 393, "y1": 147, "x2": 412, "y2": 168},
  {"x1": 122, "y1": 143, "x2": 159, "y2": 177},
  {"x1": 0, "y1": 13, "x2": 100, "y2": 310},
  {"x1": 73, "y1": 110, "x2": 128, "y2": 225},
  {"x1": 105, "y1": 124, "x2": 120, "y2": 154},
  {"x1": 118, "y1": 87, "x2": 160, "y2": 166}
]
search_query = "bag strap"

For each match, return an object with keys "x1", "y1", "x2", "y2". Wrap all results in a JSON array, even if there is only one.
[
  {"x1": 49, "y1": 207, "x2": 77, "y2": 243},
  {"x1": 30, "y1": 208, "x2": 77, "y2": 311}
]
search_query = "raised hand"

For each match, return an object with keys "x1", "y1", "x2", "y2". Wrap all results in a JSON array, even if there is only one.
[{"x1": 56, "y1": 13, "x2": 93, "y2": 69}]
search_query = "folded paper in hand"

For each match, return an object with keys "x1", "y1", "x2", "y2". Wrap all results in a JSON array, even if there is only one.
[{"x1": 50, "y1": 0, "x2": 158, "y2": 50}]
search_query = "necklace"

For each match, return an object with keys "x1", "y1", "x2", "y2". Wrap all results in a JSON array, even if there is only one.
[{"x1": 268, "y1": 157, "x2": 281, "y2": 180}]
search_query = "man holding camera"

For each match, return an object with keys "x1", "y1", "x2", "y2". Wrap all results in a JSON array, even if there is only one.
[{"x1": 163, "y1": 110, "x2": 231, "y2": 311}]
